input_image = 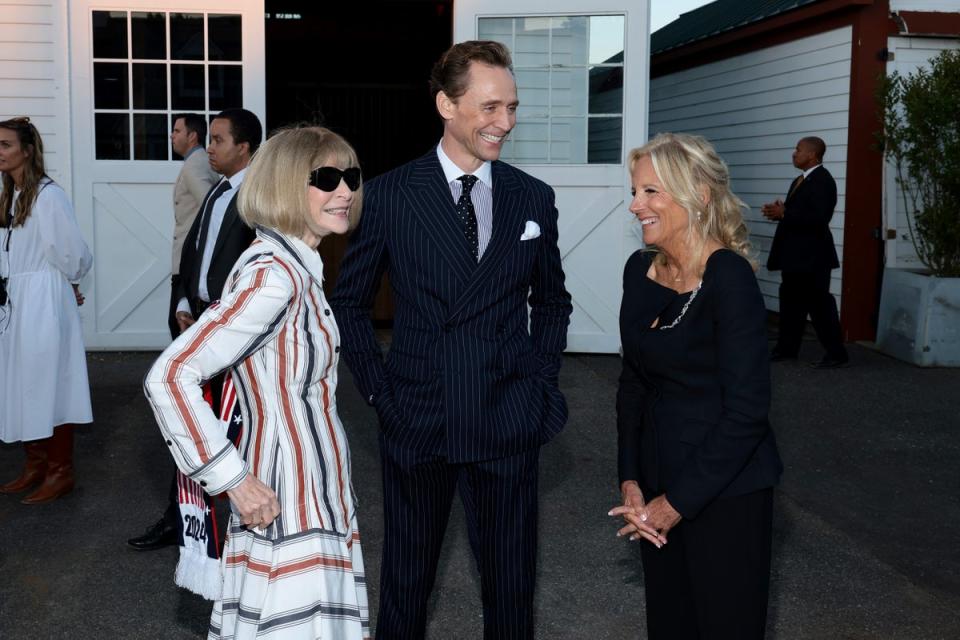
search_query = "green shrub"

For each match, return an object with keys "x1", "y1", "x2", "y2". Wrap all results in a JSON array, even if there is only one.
[{"x1": 877, "y1": 49, "x2": 960, "y2": 277}]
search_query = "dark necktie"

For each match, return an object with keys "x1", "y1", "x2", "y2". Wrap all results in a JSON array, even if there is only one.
[
  {"x1": 191, "y1": 179, "x2": 232, "y2": 293},
  {"x1": 456, "y1": 174, "x2": 479, "y2": 261}
]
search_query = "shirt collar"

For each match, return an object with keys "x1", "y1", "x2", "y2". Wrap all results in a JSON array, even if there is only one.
[
  {"x1": 802, "y1": 164, "x2": 821, "y2": 179},
  {"x1": 183, "y1": 145, "x2": 203, "y2": 159},
  {"x1": 436, "y1": 140, "x2": 492, "y2": 188},
  {"x1": 256, "y1": 227, "x2": 325, "y2": 285},
  {"x1": 224, "y1": 167, "x2": 248, "y2": 190}
]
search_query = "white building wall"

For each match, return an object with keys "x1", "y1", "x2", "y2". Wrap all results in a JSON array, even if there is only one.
[
  {"x1": 649, "y1": 27, "x2": 853, "y2": 312},
  {"x1": 891, "y1": 1, "x2": 960, "y2": 12},
  {"x1": 884, "y1": 36, "x2": 960, "y2": 271},
  {"x1": 0, "y1": 0, "x2": 72, "y2": 194}
]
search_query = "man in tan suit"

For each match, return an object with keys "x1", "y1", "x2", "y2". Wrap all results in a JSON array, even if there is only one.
[{"x1": 168, "y1": 113, "x2": 218, "y2": 338}]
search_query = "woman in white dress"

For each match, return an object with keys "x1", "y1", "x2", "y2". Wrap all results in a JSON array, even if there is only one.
[
  {"x1": 0, "y1": 117, "x2": 93, "y2": 504},
  {"x1": 144, "y1": 126, "x2": 370, "y2": 639}
]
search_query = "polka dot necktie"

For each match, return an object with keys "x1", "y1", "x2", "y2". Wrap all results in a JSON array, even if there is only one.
[{"x1": 456, "y1": 174, "x2": 480, "y2": 261}]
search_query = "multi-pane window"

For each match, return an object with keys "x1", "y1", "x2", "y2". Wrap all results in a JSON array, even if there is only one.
[
  {"x1": 479, "y1": 15, "x2": 625, "y2": 164},
  {"x1": 91, "y1": 11, "x2": 243, "y2": 160}
]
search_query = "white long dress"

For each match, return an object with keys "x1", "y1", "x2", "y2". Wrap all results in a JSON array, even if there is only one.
[{"x1": 0, "y1": 179, "x2": 93, "y2": 442}]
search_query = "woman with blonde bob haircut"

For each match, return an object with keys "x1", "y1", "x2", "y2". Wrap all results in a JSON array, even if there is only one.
[
  {"x1": 145, "y1": 125, "x2": 370, "y2": 638},
  {"x1": 240, "y1": 125, "x2": 363, "y2": 234},
  {"x1": 609, "y1": 132, "x2": 783, "y2": 639}
]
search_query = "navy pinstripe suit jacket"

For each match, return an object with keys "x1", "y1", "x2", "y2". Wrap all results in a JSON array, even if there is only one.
[{"x1": 331, "y1": 148, "x2": 573, "y2": 463}]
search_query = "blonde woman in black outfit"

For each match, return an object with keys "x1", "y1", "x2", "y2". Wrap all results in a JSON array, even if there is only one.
[{"x1": 609, "y1": 133, "x2": 783, "y2": 639}]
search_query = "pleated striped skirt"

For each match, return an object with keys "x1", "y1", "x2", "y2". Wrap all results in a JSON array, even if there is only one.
[{"x1": 209, "y1": 515, "x2": 370, "y2": 639}]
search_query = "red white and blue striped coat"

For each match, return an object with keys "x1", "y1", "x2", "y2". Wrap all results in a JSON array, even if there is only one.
[{"x1": 145, "y1": 226, "x2": 369, "y2": 639}]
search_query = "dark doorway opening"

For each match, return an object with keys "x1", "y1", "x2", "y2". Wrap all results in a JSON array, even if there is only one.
[{"x1": 265, "y1": 0, "x2": 453, "y2": 321}]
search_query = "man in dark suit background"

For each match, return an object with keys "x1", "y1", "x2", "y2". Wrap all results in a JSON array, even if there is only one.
[
  {"x1": 763, "y1": 136, "x2": 849, "y2": 368},
  {"x1": 331, "y1": 41, "x2": 572, "y2": 638},
  {"x1": 128, "y1": 108, "x2": 262, "y2": 550}
]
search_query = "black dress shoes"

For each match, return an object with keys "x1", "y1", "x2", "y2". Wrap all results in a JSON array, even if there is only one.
[
  {"x1": 811, "y1": 355, "x2": 850, "y2": 369},
  {"x1": 769, "y1": 350, "x2": 797, "y2": 362},
  {"x1": 127, "y1": 517, "x2": 178, "y2": 550}
]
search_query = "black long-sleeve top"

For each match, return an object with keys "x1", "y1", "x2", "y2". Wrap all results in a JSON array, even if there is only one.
[{"x1": 616, "y1": 249, "x2": 783, "y2": 519}]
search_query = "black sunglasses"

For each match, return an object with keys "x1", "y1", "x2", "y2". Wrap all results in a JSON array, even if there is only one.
[{"x1": 309, "y1": 166, "x2": 361, "y2": 192}]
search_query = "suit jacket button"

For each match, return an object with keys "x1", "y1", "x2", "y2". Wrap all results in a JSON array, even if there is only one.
[
  {"x1": 199, "y1": 480, "x2": 207, "y2": 487},
  {"x1": 165, "y1": 440, "x2": 173, "y2": 446},
  {"x1": 324, "y1": 309, "x2": 331, "y2": 316},
  {"x1": 335, "y1": 346, "x2": 340, "y2": 353},
  {"x1": 444, "y1": 322, "x2": 454, "y2": 332}
]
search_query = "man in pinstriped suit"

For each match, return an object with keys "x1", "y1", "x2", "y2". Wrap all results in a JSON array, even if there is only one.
[{"x1": 331, "y1": 41, "x2": 572, "y2": 638}]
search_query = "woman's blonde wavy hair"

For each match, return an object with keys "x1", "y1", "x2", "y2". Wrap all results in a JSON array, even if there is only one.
[
  {"x1": 239, "y1": 125, "x2": 362, "y2": 238},
  {"x1": 629, "y1": 132, "x2": 756, "y2": 273}
]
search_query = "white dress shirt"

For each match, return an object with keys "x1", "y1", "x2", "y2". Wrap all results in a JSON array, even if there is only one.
[{"x1": 198, "y1": 168, "x2": 247, "y2": 302}]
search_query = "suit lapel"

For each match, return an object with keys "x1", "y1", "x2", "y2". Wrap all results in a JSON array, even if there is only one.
[
  {"x1": 474, "y1": 162, "x2": 523, "y2": 281},
  {"x1": 210, "y1": 193, "x2": 240, "y2": 265},
  {"x1": 401, "y1": 150, "x2": 476, "y2": 283},
  {"x1": 787, "y1": 166, "x2": 823, "y2": 202},
  {"x1": 446, "y1": 161, "x2": 525, "y2": 322},
  {"x1": 478, "y1": 161, "x2": 523, "y2": 273}
]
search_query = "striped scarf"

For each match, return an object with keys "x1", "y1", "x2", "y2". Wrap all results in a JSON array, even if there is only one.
[{"x1": 173, "y1": 374, "x2": 242, "y2": 601}]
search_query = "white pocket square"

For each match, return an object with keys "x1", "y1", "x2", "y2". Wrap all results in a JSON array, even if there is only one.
[{"x1": 520, "y1": 220, "x2": 541, "y2": 241}]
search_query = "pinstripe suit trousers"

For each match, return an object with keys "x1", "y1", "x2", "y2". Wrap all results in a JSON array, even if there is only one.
[{"x1": 376, "y1": 441, "x2": 540, "y2": 639}]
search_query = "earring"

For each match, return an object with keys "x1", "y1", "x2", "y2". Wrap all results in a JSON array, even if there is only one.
[{"x1": 696, "y1": 211, "x2": 702, "y2": 222}]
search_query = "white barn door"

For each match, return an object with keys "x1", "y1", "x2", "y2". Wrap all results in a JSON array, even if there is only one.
[
  {"x1": 454, "y1": 0, "x2": 650, "y2": 353},
  {"x1": 68, "y1": 1, "x2": 265, "y2": 349}
]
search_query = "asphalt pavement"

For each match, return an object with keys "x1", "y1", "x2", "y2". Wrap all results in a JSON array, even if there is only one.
[{"x1": 0, "y1": 337, "x2": 958, "y2": 639}]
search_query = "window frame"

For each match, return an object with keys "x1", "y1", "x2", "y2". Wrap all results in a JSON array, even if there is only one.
[
  {"x1": 90, "y1": 10, "x2": 244, "y2": 161},
  {"x1": 478, "y1": 13, "x2": 626, "y2": 165}
]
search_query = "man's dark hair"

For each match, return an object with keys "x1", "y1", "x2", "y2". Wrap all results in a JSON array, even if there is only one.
[
  {"x1": 800, "y1": 136, "x2": 827, "y2": 161},
  {"x1": 173, "y1": 112, "x2": 207, "y2": 147},
  {"x1": 429, "y1": 40, "x2": 513, "y2": 101},
  {"x1": 213, "y1": 108, "x2": 263, "y2": 154}
]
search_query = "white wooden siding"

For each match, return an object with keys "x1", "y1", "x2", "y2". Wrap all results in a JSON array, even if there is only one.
[
  {"x1": 884, "y1": 36, "x2": 960, "y2": 271},
  {"x1": 0, "y1": 0, "x2": 72, "y2": 194},
  {"x1": 890, "y1": 1, "x2": 960, "y2": 12},
  {"x1": 650, "y1": 27, "x2": 852, "y2": 312}
]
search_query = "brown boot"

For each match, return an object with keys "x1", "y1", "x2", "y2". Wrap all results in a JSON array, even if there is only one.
[
  {"x1": 22, "y1": 425, "x2": 75, "y2": 505},
  {"x1": 0, "y1": 441, "x2": 48, "y2": 494}
]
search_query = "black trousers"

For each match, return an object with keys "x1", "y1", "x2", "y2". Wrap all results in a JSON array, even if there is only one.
[
  {"x1": 167, "y1": 274, "x2": 182, "y2": 340},
  {"x1": 775, "y1": 269, "x2": 847, "y2": 359},
  {"x1": 376, "y1": 442, "x2": 540, "y2": 640},
  {"x1": 163, "y1": 274, "x2": 183, "y2": 525},
  {"x1": 640, "y1": 488, "x2": 774, "y2": 640}
]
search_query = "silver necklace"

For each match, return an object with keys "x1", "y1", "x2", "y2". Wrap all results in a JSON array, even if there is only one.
[{"x1": 658, "y1": 281, "x2": 702, "y2": 330}]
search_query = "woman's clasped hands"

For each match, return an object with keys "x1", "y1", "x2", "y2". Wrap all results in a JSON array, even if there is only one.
[{"x1": 608, "y1": 480, "x2": 681, "y2": 549}]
